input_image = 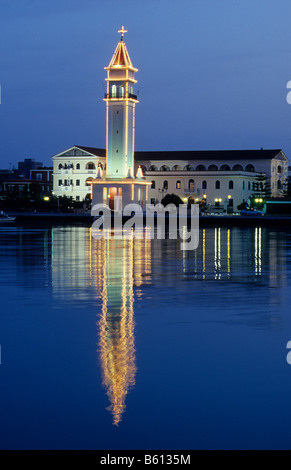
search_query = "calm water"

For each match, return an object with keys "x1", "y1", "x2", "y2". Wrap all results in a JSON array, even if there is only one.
[{"x1": 1, "y1": 224, "x2": 291, "y2": 450}]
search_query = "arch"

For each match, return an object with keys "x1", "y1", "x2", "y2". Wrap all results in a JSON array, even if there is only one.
[
  {"x1": 232, "y1": 164, "x2": 243, "y2": 171},
  {"x1": 215, "y1": 180, "x2": 220, "y2": 189},
  {"x1": 176, "y1": 180, "x2": 181, "y2": 189},
  {"x1": 151, "y1": 180, "x2": 156, "y2": 189},
  {"x1": 140, "y1": 165, "x2": 147, "y2": 174},
  {"x1": 172, "y1": 164, "x2": 182, "y2": 171},
  {"x1": 245, "y1": 164, "x2": 255, "y2": 172},
  {"x1": 160, "y1": 165, "x2": 170, "y2": 171},
  {"x1": 85, "y1": 177, "x2": 93, "y2": 186},
  {"x1": 148, "y1": 165, "x2": 158, "y2": 171},
  {"x1": 229, "y1": 180, "x2": 234, "y2": 189},
  {"x1": 184, "y1": 164, "x2": 195, "y2": 171},
  {"x1": 196, "y1": 164, "x2": 206, "y2": 171},
  {"x1": 188, "y1": 179, "x2": 194, "y2": 189},
  {"x1": 220, "y1": 164, "x2": 230, "y2": 171},
  {"x1": 85, "y1": 162, "x2": 96, "y2": 170},
  {"x1": 202, "y1": 180, "x2": 207, "y2": 189},
  {"x1": 208, "y1": 164, "x2": 218, "y2": 171}
]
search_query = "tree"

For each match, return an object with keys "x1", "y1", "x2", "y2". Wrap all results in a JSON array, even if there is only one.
[
  {"x1": 252, "y1": 173, "x2": 271, "y2": 199},
  {"x1": 161, "y1": 193, "x2": 184, "y2": 207}
]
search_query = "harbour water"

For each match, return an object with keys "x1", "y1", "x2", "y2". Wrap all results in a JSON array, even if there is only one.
[{"x1": 1, "y1": 224, "x2": 291, "y2": 449}]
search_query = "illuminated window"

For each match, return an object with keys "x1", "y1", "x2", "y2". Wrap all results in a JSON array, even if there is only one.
[
  {"x1": 112, "y1": 85, "x2": 117, "y2": 97},
  {"x1": 189, "y1": 179, "x2": 194, "y2": 189},
  {"x1": 176, "y1": 180, "x2": 181, "y2": 189}
]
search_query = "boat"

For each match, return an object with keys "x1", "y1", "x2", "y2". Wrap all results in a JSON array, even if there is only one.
[{"x1": 0, "y1": 212, "x2": 16, "y2": 223}]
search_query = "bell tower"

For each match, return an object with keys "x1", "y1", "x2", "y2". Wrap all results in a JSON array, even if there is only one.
[
  {"x1": 104, "y1": 26, "x2": 138, "y2": 179},
  {"x1": 92, "y1": 27, "x2": 151, "y2": 211}
]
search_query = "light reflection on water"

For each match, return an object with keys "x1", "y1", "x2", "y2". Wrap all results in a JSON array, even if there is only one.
[{"x1": 1, "y1": 225, "x2": 291, "y2": 448}]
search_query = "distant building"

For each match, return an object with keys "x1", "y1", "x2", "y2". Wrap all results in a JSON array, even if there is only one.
[{"x1": 18, "y1": 158, "x2": 43, "y2": 178}]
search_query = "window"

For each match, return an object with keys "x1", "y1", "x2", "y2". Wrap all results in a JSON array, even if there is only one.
[
  {"x1": 151, "y1": 180, "x2": 155, "y2": 189},
  {"x1": 58, "y1": 163, "x2": 62, "y2": 170},
  {"x1": 58, "y1": 180, "x2": 62, "y2": 186},
  {"x1": 189, "y1": 179, "x2": 194, "y2": 189},
  {"x1": 245, "y1": 164, "x2": 255, "y2": 172},
  {"x1": 76, "y1": 196, "x2": 80, "y2": 201},
  {"x1": 86, "y1": 162, "x2": 96, "y2": 170},
  {"x1": 76, "y1": 163, "x2": 80, "y2": 170},
  {"x1": 76, "y1": 180, "x2": 80, "y2": 186},
  {"x1": 160, "y1": 165, "x2": 170, "y2": 171},
  {"x1": 196, "y1": 165, "x2": 206, "y2": 171},
  {"x1": 277, "y1": 180, "x2": 282, "y2": 189},
  {"x1": 184, "y1": 165, "x2": 194, "y2": 171},
  {"x1": 172, "y1": 165, "x2": 181, "y2": 170},
  {"x1": 229, "y1": 180, "x2": 234, "y2": 189},
  {"x1": 215, "y1": 180, "x2": 220, "y2": 189},
  {"x1": 202, "y1": 180, "x2": 207, "y2": 189},
  {"x1": 278, "y1": 165, "x2": 282, "y2": 173},
  {"x1": 163, "y1": 180, "x2": 168, "y2": 190},
  {"x1": 220, "y1": 164, "x2": 230, "y2": 171},
  {"x1": 233, "y1": 164, "x2": 243, "y2": 171},
  {"x1": 149, "y1": 165, "x2": 158, "y2": 171},
  {"x1": 176, "y1": 180, "x2": 181, "y2": 189},
  {"x1": 248, "y1": 182, "x2": 251, "y2": 190},
  {"x1": 208, "y1": 164, "x2": 218, "y2": 171},
  {"x1": 36, "y1": 173, "x2": 42, "y2": 181}
]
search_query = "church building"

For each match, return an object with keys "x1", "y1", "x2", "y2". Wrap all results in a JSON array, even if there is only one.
[{"x1": 52, "y1": 28, "x2": 289, "y2": 211}]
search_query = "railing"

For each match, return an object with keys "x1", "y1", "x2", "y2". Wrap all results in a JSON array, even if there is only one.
[
  {"x1": 104, "y1": 92, "x2": 137, "y2": 100},
  {"x1": 184, "y1": 188, "x2": 195, "y2": 194}
]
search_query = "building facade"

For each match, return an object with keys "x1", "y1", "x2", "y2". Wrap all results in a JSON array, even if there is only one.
[{"x1": 52, "y1": 146, "x2": 288, "y2": 210}]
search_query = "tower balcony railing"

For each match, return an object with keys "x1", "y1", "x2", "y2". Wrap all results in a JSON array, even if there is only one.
[{"x1": 104, "y1": 92, "x2": 137, "y2": 100}]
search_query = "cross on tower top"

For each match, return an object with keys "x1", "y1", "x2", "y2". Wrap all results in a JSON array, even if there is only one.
[{"x1": 118, "y1": 26, "x2": 128, "y2": 41}]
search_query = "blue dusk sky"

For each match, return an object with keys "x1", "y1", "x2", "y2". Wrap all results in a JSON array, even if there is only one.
[{"x1": 0, "y1": 0, "x2": 291, "y2": 168}]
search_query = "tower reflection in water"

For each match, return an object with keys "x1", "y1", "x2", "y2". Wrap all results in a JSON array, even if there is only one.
[
  {"x1": 51, "y1": 225, "x2": 286, "y2": 425},
  {"x1": 92, "y1": 230, "x2": 151, "y2": 426}
]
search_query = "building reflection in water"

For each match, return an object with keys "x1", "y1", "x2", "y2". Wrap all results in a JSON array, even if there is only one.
[{"x1": 50, "y1": 225, "x2": 287, "y2": 424}]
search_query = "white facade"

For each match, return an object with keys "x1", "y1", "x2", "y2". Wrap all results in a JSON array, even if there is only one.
[
  {"x1": 52, "y1": 146, "x2": 105, "y2": 201},
  {"x1": 52, "y1": 147, "x2": 289, "y2": 210}
]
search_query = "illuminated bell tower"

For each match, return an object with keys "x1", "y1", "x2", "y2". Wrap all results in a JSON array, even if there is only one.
[
  {"x1": 92, "y1": 27, "x2": 151, "y2": 210},
  {"x1": 104, "y1": 26, "x2": 138, "y2": 179}
]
